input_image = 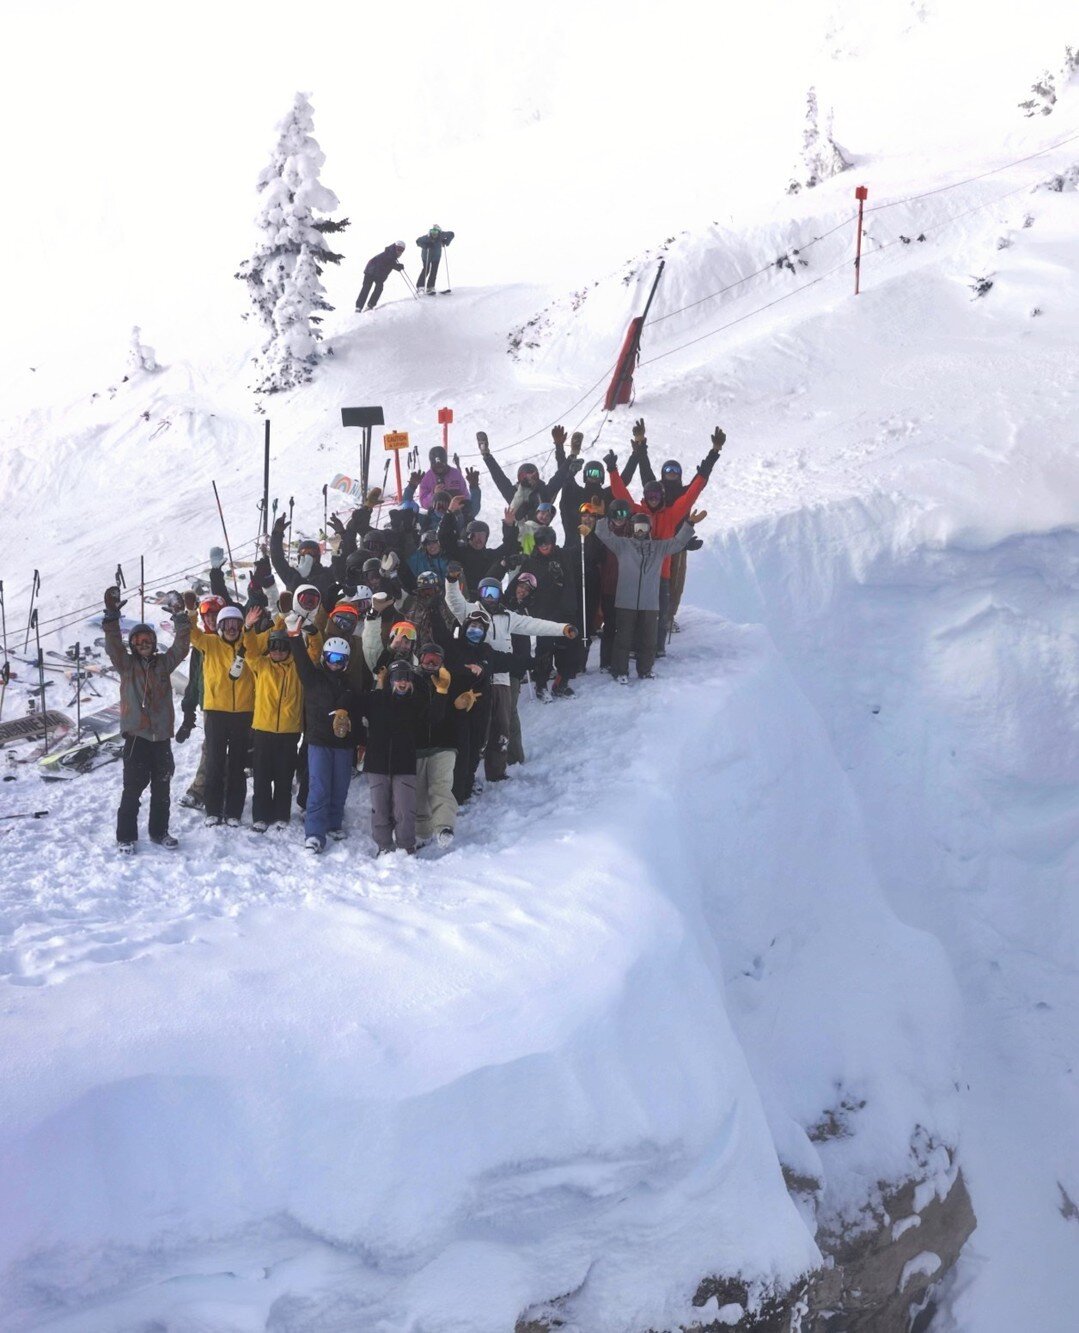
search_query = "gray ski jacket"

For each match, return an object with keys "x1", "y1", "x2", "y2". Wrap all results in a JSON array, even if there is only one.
[
  {"x1": 593, "y1": 519, "x2": 694, "y2": 612},
  {"x1": 104, "y1": 613, "x2": 191, "y2": 741}
]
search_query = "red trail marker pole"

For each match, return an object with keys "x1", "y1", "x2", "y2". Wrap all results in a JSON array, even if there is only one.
[
  {"x1": 438, "y1": 406, "x2": 453, "y2": 454},
  {"x1": 854, "y1": 185, "x2": 869, "y2": 295}
]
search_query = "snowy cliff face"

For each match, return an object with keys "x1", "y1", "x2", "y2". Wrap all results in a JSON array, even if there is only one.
[{"x1": 2, "y1": 2, "x2": 1079, "y2": 1329}]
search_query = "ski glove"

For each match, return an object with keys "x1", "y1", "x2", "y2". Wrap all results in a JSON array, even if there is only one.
[
  {"x1": 175, "y1": 715, "x2": 195, "y2": 744},
  {"x1": 475, "y1": 431, "x2": 490, "y2": 456},
  {"x1": 433, "y1": 667, "x2": 452, "y2": 695},
  {"x1": 688, "y1": 508, "x2": 708, "y2": 525},
  {"x1": 210, "y1": 547, "x2": 225, "y2": 569},
  {"x1": 603, "y1": 450, "x2": 618, "y2": 471},
  {"x1": 552, "y1": 425, "x2": 567, "y2": 449},
  {"x1": 710, "y1": 427, "x2": 726, "y2": 453},
  {"x1": 103, "y1": 586, "x2": 126, "y2": 613},
  {"x1": 570, "y1": 431, "x2": 584, "y2": 454},
  {"x1": 562, "y1": 625, "x2": 579, "y2": 639},
  {"x1": 465, "y1": 467, "x2": 480, "y2": 488},
  {"x1": 331, "y1": 709, "x2": 351, "y2": 739},
  {"x1": 445, "y1": 562, "x2": 463, "y2": 582},
  {"x1": 277, "y1": 590, "x2": 293, "y2": 614},
  {"x1": 365, "y1": 487, "x2": 383, "y2": 506},
  {"x1": 380, "y1": 551, "x2": 399, "y2": 574},
  {"x1": 454, "y1": 688, "x2": 481, "y2": 711},
  {"x1": 284, "y1": 611, "x2": 304, "y2": 636},
  {"x1": 183, "y1": 590, "x2": 198, "y2": 610},
  {"x1": 372, "y1": 591, "x2": 395, "y2": 612},
  {"x1": 161, "y1": 589, "x2": 185, "y2": 614}
]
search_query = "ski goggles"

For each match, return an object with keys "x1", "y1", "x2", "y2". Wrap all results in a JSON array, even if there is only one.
[
  {"x1": 478, "y1": 586, "x2": 502, "y2": 603},
  {"x1": 296, "y1": 591, "x2": 321, "y2": 611},
  {"x1": 323, "y1": 651, "x2": 349, "y2": 667}
]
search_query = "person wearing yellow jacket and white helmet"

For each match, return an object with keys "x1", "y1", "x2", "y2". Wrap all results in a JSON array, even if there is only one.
[
  {"x1": 243, "y1": 624, "x2": 304, "y2": 831},
  {"x1": 188, "y1": 600, "x2": 254, "y2": 828}
]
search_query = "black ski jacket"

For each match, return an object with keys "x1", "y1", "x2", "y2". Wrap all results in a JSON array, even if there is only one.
[
  {"x1": 365, "y1": 244, "x2": 405, "y2": 281},
  {"x1": 271, "y1": 526, "x2": 339, "y2": 603},
  {"x1": 355, "y1": 686, "x2": 438, "y2": 775},
  {"x1": 289, "y1": 637, "x2": 358, "y2": 748}
]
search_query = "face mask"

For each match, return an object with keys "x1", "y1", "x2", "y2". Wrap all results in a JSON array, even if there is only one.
[
  {"x1": 465, "y1": 625, "x2": 486, "y2": 644},
  {"x1": 297, "y1": 554, "x2": 314, "y2": 577}
]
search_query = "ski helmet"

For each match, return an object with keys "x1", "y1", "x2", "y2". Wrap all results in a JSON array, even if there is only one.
[
  {"x1": 429, "y1": 225, "x2": 441, "y2": 235},
  {"x1": 515, "y1": 571, "x2": 538, "y2": 592},
  {"x1": 416, "y1": 570, "x2": 441, "y2": 593},
  {"x1": 477, "y1": 577, "x2": 502, "y2": 604},
  {"x1": 464, "y1": 519, "x2": 490, "y2": 543},
  {"x1": 322, "y1": 637, "x2": 351, "y2": 668},
  {"x1": 583, "y1": 461, "x2": 604, "y2": 484},
  {"x1": 329, "y1": 603, "x2": 360, "y2": 635},
  {"x1": 517, "y1": 462, "x2": 540, "y2": 484},
  {"x1": 421, "y1": 529, "x2": 441, "y2": 548},
  {"x1": 390, "y1": 620, "x2": 417, "y2": 642},
  {"x1": 362, "y1": 558, "x2": 382, "y2": 580},
  {"x1": 295, "y1": 584, "x2": 321, "y2": 612},
  {"x1": 642, "y1": 481, "x2": 665, "y2": 510},
  {"x1": 216, "y1": 605, "x2": 244, "y2": 637},
  {"x1": 128, "y1": 622, "x2": 157, "y2": 651},
  {"x1": 394, "y1": 240, "x2": 406, "y2": 250},
  {"x1": 535, "y1": 501, "x2": 556, "y2": 520},
  {"x1": 609, "y1": 499, "x2": 633, "y2": 523},
  {"x1": 351, "y1": 584, "x2": 373, "y2": 614},
  {"x1": 198, "y1": 594, "x2": 225, "y2": 628},
  {"x1": 418, "y1": 642, "x2": 445, "y2": 672},
  {"x1": 267, "y1": 629, "x2": 290, "y2": 653},
  {"x1": 388, "y1": 658, "x2": 414, "y2": 689},
  {"x1": 631, "y1": 512, "x2": 653, "y2": 537},
  {"x1": 661, "y1": 459, "x2": 683, "y2": 478},
  {"x1": 579, "y1": 500, "x2": 604, "y2": 517},
  {"x1": 363, "y1": 531, "x2": 387, "y2": 555},
  {"x1": 534, "y1": 527, "x2": 557, "y2": 549}
]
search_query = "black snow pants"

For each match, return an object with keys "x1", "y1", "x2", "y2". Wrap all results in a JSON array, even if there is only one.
[
  {"x1": 251, "y1": 730, "x2": 300, "y2": 825},
  {"x1": 116, "y1": 736, "x2": 174, "y2": 843},
  {"x1": 203, "y1": 710, "x2": 253, "y2": 820}
]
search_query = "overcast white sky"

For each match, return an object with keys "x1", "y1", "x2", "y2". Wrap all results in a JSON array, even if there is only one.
[{"x1": 1, "y1": 0, "x2": 1071, "y2": 374}]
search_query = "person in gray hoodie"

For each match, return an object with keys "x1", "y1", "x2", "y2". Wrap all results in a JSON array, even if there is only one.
[
  {"x1": 103, "y1": 584, "x2": 191, "y2": 853},
  {"x1": 593, "y1": 513, "x2": 699, "y2": 682}
]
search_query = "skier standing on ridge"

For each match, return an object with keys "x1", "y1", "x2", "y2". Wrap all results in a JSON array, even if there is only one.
[
  {"x1": 356, "y1": 241, "x2": 407, "y2": 311},
  {"x1": 416, "y1": 224, "x2": 455, "y2": 293},
  {"x1": 102, "y1": 584, "x2": 191, "y2": 854}
]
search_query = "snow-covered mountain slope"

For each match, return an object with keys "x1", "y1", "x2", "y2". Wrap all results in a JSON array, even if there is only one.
[{"x1": 2, "y1": 16, "x2": 1079, "y2": 1329}]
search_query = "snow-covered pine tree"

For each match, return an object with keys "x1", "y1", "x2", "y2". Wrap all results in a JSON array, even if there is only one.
[
  {"x1": 1019, "y1": 46, "x2": 1079, "y2": 117},
  {"x1": 127, "y1": 326, "x2": 158, "y2": 374},
  {"x1": 787, "y1": 87, "x2": 851, "y2": 195},
  {"x1": 236, "y1": 92, "x2": 349, "y2": 394}
]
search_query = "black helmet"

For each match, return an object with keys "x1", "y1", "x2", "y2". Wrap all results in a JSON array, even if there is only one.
[
  {"x1": 609, "y1": 499, "x2": 633, "y2": 522},
  {"x1": 583, "y1": 460, "x2": 605, "y2": 483},
  {"x1": 464, "y1": 519, "x2": 489, "y2": 540},
  {"x1": 127, "y1": 622, "x2": 157, "y2": 650},
  {"x1": 267, "y1": 629, "x2": 290, "y2": 652}
]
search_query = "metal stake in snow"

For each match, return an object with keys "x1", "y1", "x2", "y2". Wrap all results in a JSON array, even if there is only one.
[
  {"x1": 262, "y1": 420, "x2": 271, "y2": 538},
  {"x1": 854, "y1": 185, "x2": 869, "y2": 295},
  {"x1": 22, "y1": 569, "x2": 40, "y2": 650},
  {"x1": 31, "y1": 609, "x2": 48, "y2": 755},
  {"x1": 139, "y1": 555, "x2": 145, "y2": 622}
]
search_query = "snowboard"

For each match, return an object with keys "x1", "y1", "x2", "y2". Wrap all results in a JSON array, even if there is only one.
[
  {"x1": 38, "y1": 702, "x2": 124, "y2": 780},
  {"x1": 0, "y1": 710, "x2": 73, "y2": 748}
]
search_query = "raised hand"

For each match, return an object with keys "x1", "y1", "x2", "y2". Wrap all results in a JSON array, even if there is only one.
[
  {"x1": 570, "y1": 431, "x2": 584, "y2": 454},
  {"x1": 551, "y1": 425, "x2": 567, "y2": 449},
  {"x1": 688, "y1": 508, "x2": 708, "y2": 526},
  {"x1": 603, "y1": 449, "x2": 618, "y2": 471},
  {"x1": 711, "y1": 427, "x2": 726, "y2": 453},
  {"x1": 465, "y1": 466, "x2": 480, "y2": 488},
  {"x1": 632, "y1": 417, "x2": 647, "y2": 448},
  {"x1": 476, "y1": 431, "x2": 490, "y2": 456}
]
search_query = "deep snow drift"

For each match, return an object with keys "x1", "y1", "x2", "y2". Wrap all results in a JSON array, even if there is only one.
[{"x1": 2, "y1": 5, "x2": 1079, "y2": 1328}]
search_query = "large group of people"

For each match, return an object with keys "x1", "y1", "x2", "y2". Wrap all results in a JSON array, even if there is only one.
[{"x1": 104, "y1": 419, "x2": 725, "y2": 857}]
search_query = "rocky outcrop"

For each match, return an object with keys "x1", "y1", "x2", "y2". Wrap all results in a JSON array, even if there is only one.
[{"x1": 516, "y1": 1168, "x2": 976, "y2": 1333}]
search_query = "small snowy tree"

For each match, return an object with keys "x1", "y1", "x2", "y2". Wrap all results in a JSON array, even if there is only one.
[
  {"x1": 236, "y1": 92, "x2": 349, "y2": 394},
  {"x1": 1019, "y1": 45, "x2": 1079, "y2": 117},
  {"x1": 127, "y1": 326, "x2": 158, "y2": 374},
  {"x1": 787, "y1": 87, "x2": 852, "y2": 195}
]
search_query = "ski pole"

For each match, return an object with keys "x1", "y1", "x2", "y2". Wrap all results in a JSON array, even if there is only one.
[
  {"x1": 0, "y1": 810, "x2": 49, "y2": 820},
  {"x1": 74, "y1": 642, "x2": 82, "y2": 741},
  {"x1": 580, "y1": 539, "x2": 588, "y2": 669},
  {"x1": 400, "y1": 270, "x2": 420, "y2": 300},
  {"x1": 23, "y1": 569, "x2": 39, "y2": 650},
  {"x1": 442, "y1": 250, "x2": 451, "y2": 294},
  {"x1": 140, "y1": 555, "x2": 145, "y2": 622},
  {"x1": 32, "y1": 609, "x2": 48, "y2": 755},
  {"x1": 211, "y1": 480, "x2": 241, "y2": 598},
  {"x1": 322, "y1": 484, "x2": 328, "y2": 541},
  {"x1": 380, "y1": 457, "x2": 391, "y2": 501}
]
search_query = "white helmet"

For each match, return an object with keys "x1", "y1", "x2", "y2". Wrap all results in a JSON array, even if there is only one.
[
  {"x1": 352, "y1": 584, "x2": 373, "y2": 603},
  {"x1": 295, "y1": 583, "x2": 321, "y2": 609},
  {"x1": 394, "y1": 240, "x2": 406, "y2": 250},
  {"x1": 217, "y1": 605, "x2": 244, "y2": 635},
  {"x1": 322, "y1": 636, "x2": 352, "y2": 662}
]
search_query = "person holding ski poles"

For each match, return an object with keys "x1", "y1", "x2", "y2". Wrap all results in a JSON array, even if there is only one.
[
  {"x1": 416, "y1": 225, "x2": 455, "y2": 294},
  {"x1": 102, "y1": 584, "x2": 191, "y2": 854},
  {"x1": 356, "y1": 241, "x2": 407, "y2": 311}
]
